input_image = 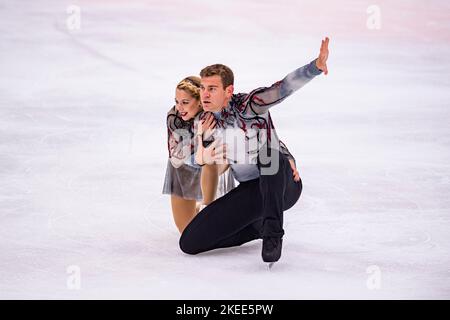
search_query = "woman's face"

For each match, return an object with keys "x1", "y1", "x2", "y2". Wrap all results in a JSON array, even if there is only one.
[{"x1": 175, "y1": 89, "x2": 201, "y2": 121}]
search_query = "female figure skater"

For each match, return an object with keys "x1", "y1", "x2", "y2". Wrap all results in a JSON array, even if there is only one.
[{"x1": 162, "y1": 76, "x2": 235, "y2": 233}]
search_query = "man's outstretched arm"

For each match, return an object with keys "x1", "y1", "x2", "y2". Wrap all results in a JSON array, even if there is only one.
[{"x1": 241, "y1": 37, "x2": 330, "y2": 116}]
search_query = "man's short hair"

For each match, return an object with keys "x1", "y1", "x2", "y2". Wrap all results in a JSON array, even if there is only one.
[{"x1": 200, "y1": 64, "x2": 234, "y2": 89}]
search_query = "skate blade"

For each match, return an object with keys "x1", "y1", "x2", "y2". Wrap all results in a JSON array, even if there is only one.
[{"x1": 267, "y1": 262, "x2": 275, "y2": 270}]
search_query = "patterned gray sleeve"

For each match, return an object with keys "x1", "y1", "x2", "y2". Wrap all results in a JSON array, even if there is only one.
[{"x1": 243, "y1": 59, "x2": 322, "y2": 115}]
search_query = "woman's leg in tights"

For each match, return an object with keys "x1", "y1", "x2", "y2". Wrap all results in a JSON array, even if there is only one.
[{"x1": 171, "y1": 195, "x2": 197, "y2": 234}]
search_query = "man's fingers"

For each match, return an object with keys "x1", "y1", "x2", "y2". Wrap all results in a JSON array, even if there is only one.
[
  {"x1": 320, "y1": 37, "x2": 329, "y2": 75},
  {"x1": 207, "y1": 137, "x2": 222, "y2": 151},
  {"x1": 213, "y1": 153, "x2": 227, "y2": 164},
  {"x1": 288, "y1": 159, "x2": 300, "y2": 182},
  {"x1": 213, "y1": 149, "x2": 226, "y2": 159},
  {"x1": 293, "y1": 170, "x2": 300, "y2": 182},
  {"x1": 212, "y1": 144, "x2": 227, "y2": 163},
  {"x1": 213, "y1": 144, "x2": 227, "y2": 155},
  {"x1": 321, "y1": 37, "x2": 329, "y2": 51}
]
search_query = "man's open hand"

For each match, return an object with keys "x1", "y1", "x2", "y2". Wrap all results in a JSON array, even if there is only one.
[{"x1": 316, "y1": 37, "x2": 330, "y2": 75}]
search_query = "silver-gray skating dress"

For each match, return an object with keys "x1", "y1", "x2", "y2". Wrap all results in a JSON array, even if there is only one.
[{"x1": 162, "y1": 107, "x2": 235, "y2": 201}]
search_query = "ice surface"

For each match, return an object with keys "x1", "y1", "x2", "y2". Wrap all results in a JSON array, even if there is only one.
[{"x1": 1, "y1": 0, "x2": 450, "y2": 299}]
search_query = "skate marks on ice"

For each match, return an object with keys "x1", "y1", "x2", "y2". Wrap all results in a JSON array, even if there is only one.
[{"x1": 53, "y1": 21, "x2": 137, "y2": 72}]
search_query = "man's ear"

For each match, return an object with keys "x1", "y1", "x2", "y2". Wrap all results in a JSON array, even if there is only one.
[{"x1": 226, "y1": 85, "x2": 234, "y2": 97}]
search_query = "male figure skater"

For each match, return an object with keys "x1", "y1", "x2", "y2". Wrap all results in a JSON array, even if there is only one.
[{"x1": 180, "y1": 38, "x2": 330, "y2": 264}]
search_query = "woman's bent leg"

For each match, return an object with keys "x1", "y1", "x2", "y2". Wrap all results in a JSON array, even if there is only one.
[{"x1": 171, "y1": 195, "x2": 197, "y2": 233}]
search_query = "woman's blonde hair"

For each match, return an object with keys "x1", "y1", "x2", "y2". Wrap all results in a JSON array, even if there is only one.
[{"x1": 176, "y1": 76, "x2": 201, "y2": 101}]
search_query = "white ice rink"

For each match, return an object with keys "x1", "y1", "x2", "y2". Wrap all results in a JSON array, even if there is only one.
[{"x1": 1, "y1": 0, "x2": 449, "y2": 299}]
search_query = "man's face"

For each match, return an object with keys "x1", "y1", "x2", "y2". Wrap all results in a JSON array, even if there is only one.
[{"x1": 200, "y1": 75, "x2": 233, "y2": 112}]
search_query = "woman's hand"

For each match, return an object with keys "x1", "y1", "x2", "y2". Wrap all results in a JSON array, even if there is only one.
[
  {"x1": 199, "y1": 113, "x2": 216, "y2": 141},
  {"x1": 195, "y1": 112, "x2": 222, "y2": 166}
]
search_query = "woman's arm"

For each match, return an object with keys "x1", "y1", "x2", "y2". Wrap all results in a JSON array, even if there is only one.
[
  {"x1": 195, "y1": 113, "x2": 229, "y2": 205},
  {"x1": 201, "y1": 164, "x2": 219, "y2": 205},
  {"x1": 167, "y1": 107, "x2": 194, "y2": 167}
]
